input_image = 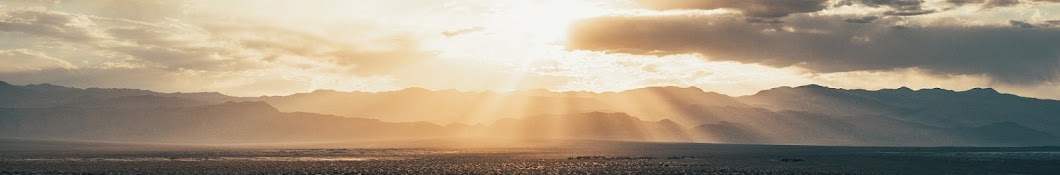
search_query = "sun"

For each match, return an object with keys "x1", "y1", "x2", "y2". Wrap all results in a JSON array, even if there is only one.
[
  {"x1": 430, "y1": 0, "x2": 613, "y2": 66},
  {"x1": 487, "y1": 0, "x2": 609, "y2": 43},
  {"x1": 422, "y1": 0, "x2": 618, "y2": 94}
]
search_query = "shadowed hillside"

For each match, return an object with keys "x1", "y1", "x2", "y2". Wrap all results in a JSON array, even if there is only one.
[
  {"x1": 0, "y1": 101, "x2": 454, "y2": 143},
  {"x1": 738, "y1": 85, "x2": 1060, "y2": 139},
  {"x1": 483, "y1": 112, "x2": 694, "y2": 142},
  {"x1": 0, "y1": 81, "x2": 1057, "y2": 146}
]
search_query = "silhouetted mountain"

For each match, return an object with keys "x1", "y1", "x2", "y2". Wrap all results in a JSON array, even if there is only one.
[
  {"x1": 250, "y1": 88, "x2": 614, "y2": 124},
  {"x1": 0, "y1": 80, "x2": 1058, "y2": 146},
  {"x1": 484, "y1": 112, "x2": 693, "y2": 142},
  {"x1": 0, "y1": 102, "x2": 697, "y2": 144},
  {"x1": 692, "y1": 121, "x2": 766, "y2": 144},
  {"x1": 60, "y1": 95, "x2": 208, "y2": 109},
  {"x1": 0, "y1": 82, "x2": 231, "y2": 108},
  {"x1": 0, "y1": 101, "x2": 455, "y2": 143},
  {"x1": 959, "y1": 122, "x2": 1055, "y2": 145},
  {"x1": 738, "y1": 85, "x2": 1060, "y2": 138},
  {"x1": 247, "y1": 86, "x2": 745, "y2": 124}
]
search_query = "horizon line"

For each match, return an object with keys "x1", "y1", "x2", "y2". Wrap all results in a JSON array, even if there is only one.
[{"x1": 2, "y1": 80, "x2": 1025, "y2": 99}]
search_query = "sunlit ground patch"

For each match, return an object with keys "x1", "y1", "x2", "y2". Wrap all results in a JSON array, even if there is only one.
[{"x1": 9, "y1": 156, "x2": 400, "y2": 162}]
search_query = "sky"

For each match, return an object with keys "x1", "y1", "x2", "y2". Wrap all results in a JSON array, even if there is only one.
[{"x1": 0, "y1": 0, "x2": 1058, "y2": 99}]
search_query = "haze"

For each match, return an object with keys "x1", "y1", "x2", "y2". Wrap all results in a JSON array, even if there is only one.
[
  {"x1": 4, "y1": 1, "x2": 1060, "y2": 174},
  {"x1": 0, "y1": 0, "x2": 1058, "y2": 99}
]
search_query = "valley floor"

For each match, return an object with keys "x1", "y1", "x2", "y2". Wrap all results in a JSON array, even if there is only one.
[{"x1": 1, "y1": 141, "x2": 1059, "y2": 174}]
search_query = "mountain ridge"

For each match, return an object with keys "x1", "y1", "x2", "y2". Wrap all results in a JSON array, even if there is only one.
[
  {"x1": 1, "y1": 80, "x2": 1058, "y2": 146},
  {"x1": 2, "y1": 80, "x2": 1041, "y2": 101}
]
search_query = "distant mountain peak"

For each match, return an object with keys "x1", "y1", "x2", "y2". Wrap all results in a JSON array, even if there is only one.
[
  {"x1": 977, "y1": 121, "x2": 1024, "y2": 129},
  {"x1": 16, "y1": 83, "x2": 80, "y2": 94},
  {"x1": 657, "y1": 119, "x2": 681, "y2": 125},
  {"x1": 896, "y1": 86, "x2": 913, "y2": 91},
  {"x1": 0, "y1": 81, "x2": 12, "y2": 87},
  {"x1": 798, "y1": 84, "x2": 856, "y2": 92},
  {"x1": 581, "y1": 111, "x2": 630, "y2": 117},
  {"x1": 24, "y1": 83, "x2": 58, "y2": 88},
  {"x1": 624, "y1": 86, "x2": 705, "y2": 93},
  {"x1": 799, "y1": 84, "x2": 829, "y2": 89},
  {"x1": 214, "y1": 101, "x2": 279, "y2": 112},
  {"x1": 750, "y1": 84, "x2": 840, "y2": 96},
  {"x1": 622, "y1": 86, "x2": 744, "y2": 99},
  {"x1": 26, "y1": 83, "x2": 63, "y2": 88},
  {"x1": 311, "y1": 89, "x2": 342, "y2": 93},
  {"x1": 964, "y1": 87, "x2": 999, "y2": 94},
  {"x1": 915, "y1": 87, "x2": 955, "y2": 93},
  {"x1": 397, "y1": 87, "x2": 433, "y2": 93}
]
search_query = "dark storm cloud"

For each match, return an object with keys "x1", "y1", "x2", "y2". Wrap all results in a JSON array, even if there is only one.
[
  {"x1": 633, "y1": 0, "x2": 952, "y2": 18},
  {"x1": 844, "y1": 16, "x2": 881, "y2": 23},
  {"x1": 745, "y1": 17, "x2": 786, "y2": 24},
  {"x1": 567, "y1": 14, "x2": 1060, "y2": 84},
  {"x1": 949, "y1": 0, "x2": 1021, "y2": 7},
  {"x1": 632, "y1": 0, "x2": 831, "y2": 18},
  {"x1": 633, "y1": 0, "x2": 1060, "y2": 18},
  {"x1": 1010, "y1": 20, "x2": 1037, "y2": 28},
  {"x1": 882, "y1": 9, "x2": 936, "y2": 16},
  {"x1": 948, "y1": 0, "x2": 1060, "y2": 8},
  {"x1": 1008, "y1": 20, "x2": 1060, "y2": 28}
]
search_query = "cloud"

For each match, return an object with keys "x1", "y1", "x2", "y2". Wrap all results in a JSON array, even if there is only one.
[
  {"x1": 0, "y1": 9, "x2": 105, "y2": 42},
  {"x1": 1007, "y1": 20, "x2": 1060, "y2": 28},
  {"x1": 945, "y1": 0, "x2": 1006, "y2": 6},
  {"x1": 0, "y1": 49, "x2": 76, "y2": 72},
  {"x1": 1010, "y1": 20, "x2": 1036, "y2": 28},
  {"x1": 442, "y1": 26, "x2": 485, "y2": 37},
  {"x1": 844, "y1": 16, "x2": 881, "y2": 23},
  {"x1": 631, "y1": 0, "x2": 830, "y2": 18},
  {"x1": 0, "y1": 3, "x2": 435, "y2": 95},
  {"x1": 0, "y1": 6, "x2": 434, "y2": 75},
  {"x1": 840, "y1": 0, "x2": 1060, "y2": 16},
  {"x1": 838, "y1": 0, "x2": 937, "y2": 16},
  {"x1": 947, "y1": 0, "x2": 1060, "y2": 8},
  {"x1": 567, "y1": 14, "x2": 1060, "y2": 84},
  {"x1": 631, "y1": 0, "x2": 1058, "y2": 20},
  {"x1": 207, "y1": 24, "x2": 434, "y2": 75},
  {"x1": 0, "y1": 9, "x2": 259, "y2": 71},
  {"x1": 808, "y1": 67, "x2": 1060, "y2": 100},
  {"x1": 631, "y1": 0, "x2": 956, "y2": 18},
  {"x1": 77, "y1": 0, "x2": 189, "y2": 21}
]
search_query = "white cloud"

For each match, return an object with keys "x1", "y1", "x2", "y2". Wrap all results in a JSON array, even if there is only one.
[{"x1": 0, "y1": 49, "x2": 76, "y2": 72}]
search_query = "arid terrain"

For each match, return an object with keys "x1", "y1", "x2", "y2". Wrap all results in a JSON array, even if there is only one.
[{"x1": 2, "y1": 140, "x2": 1058, "y2": 174}]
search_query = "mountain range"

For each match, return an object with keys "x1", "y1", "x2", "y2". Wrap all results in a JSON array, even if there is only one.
[{"x1": 1, "y1": 80, "x2": 1057, "y2": 146}]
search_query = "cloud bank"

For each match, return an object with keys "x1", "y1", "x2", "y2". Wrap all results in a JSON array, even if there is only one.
[{"x1": 569, "y1": 1, "x2": 1060, "y2": 84}]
